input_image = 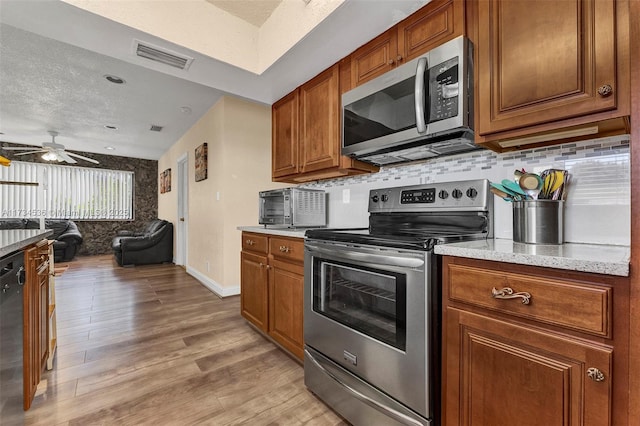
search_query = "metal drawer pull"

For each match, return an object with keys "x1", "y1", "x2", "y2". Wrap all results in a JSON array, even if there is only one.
[
  {"x1": 491, "y1": 287, "x2": 531, "y2": 305},
  {"x1": 587, "y1": 368, "x2": 605, "y2": 382},
  {"x1": 279, "y1": 245, "x2": 290, "y2": 253},
  {"x1": 245, "y1": 239, "x2": 255, "y2": 245}
]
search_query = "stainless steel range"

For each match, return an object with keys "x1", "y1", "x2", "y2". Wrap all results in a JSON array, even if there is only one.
[{"x1": 303, "y1": 179, "x2": 493, "y2": 426}]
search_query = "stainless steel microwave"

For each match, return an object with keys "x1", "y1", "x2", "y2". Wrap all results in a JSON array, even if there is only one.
[
  {"x1": 342, "y1": 36, "x2": 478, "y2": 166},
  {"x1": 259, "y1": 188, "x2": 326, "y2": 228}
]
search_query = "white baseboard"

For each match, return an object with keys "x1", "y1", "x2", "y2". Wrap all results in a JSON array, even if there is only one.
[{"x1": 186, "y1": 266, "x2": 240, "y2": 297}]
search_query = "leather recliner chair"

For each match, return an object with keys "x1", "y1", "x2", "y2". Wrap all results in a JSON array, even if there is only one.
[{"x1": 112, "y1": 219, "x2": 173, "y2": 266}]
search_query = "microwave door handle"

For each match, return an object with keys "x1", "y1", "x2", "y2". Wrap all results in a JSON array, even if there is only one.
[{"x1": 414, "y1": 57, "x2": 428, "y2": 134}]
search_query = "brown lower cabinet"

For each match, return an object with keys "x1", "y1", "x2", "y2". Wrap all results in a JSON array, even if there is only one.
[
  {"x1": 240, "y1": 232, "x2": 304, "y2": 360},
  {"x1": 442, "y1": 256, "x2": 629, "y2": 426},
  {"x1": 23, "y1": 239, "x2": 50, "y2": 410}
]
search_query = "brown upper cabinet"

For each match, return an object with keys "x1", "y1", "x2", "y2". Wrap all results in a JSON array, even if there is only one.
[
  {"x1": 272, "y1": 64, "x2": 378, "y2": 183},
  {"x1": 473, "y1": 0, "x2": 630, "y2": 151},
  {"x1": 349, "y1": 0, "x2": 465, "y2": 89}
]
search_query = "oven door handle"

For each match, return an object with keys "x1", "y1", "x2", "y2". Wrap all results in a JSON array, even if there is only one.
[
  {"x1": 305, "y1": 348, "x2": 425, "y2": 426},
  {"x1": 306, "y1": 244, "x2": 424, "y2": 268}
]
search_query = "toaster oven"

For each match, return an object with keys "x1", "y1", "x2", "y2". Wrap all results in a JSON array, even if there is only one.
[{"x1": 259, "y1": 188, "x2": 326, "y2": 228}]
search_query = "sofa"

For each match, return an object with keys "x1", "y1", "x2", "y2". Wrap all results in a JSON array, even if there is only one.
[
  {"x1": 0, "y1": 218, "x2": 83, "y2": 262},
  {"x1": 112, "y1": 219, "x2": 173, "y2": 266}
]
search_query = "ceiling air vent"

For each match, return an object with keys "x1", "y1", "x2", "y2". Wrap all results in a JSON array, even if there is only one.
[
  {"x1": 133, "y1": 40, "x2": 194, "y2": 70},
  {"x1": 150, "y1": 125, "x2": 163, "y2": 132}
]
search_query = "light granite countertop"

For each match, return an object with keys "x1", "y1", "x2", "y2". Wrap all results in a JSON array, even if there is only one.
[
  {"x1": 237, "y1": 226, "x2": 312, "y2": 238},
  {"x1": 0, "y1": 229, "x2": 53, "y2": 258},
  {"x1": 238, "y1": 226, "x2": 630, "y2": 277},
  {"x1": 434, "y1": 238, "x2": 630, "y2": 277}
]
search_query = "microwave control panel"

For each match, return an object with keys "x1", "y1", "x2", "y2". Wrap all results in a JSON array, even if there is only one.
[{"x1": 428, "y1": 57, "x2": 459, "y2": 123}]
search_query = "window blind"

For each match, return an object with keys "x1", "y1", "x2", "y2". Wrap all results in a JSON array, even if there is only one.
[{"x1": 0, "y1": 161, "x2": 134, "y2": 220}]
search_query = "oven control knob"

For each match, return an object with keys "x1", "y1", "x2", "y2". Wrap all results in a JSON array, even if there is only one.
[
  {"x1": 371, "y1": 195, "x2": 379, "y2": 203},
  {"x1": 381, "y1": 194, "x2": 389, "y2": 202},
  {"x1": 452, "y1": 189, "x2": 463, "y2": 199},
  {"x1": 466, "y1": 187, "x2": 478, "y2": 199},
  {"x1": 438, "y1": 190, "x2": 449, "y2": 199}
]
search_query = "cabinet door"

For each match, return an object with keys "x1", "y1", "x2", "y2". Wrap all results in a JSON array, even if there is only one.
[
  {"x1": 23, "y1": 246, "x2": 38, "y2": 410},
  {"x1": 298, "y1": 64, "x2": 341, "y2": 173},
  {"x1": 268, "y1": 259, "x2": 304, "y2": 360},
  {"x1": 350, "y1": 28, "x2": 399, "y2": 87},
  {"x1": 38, "y1": 263, "x2": 49, "y2": 373},
  {"x1": 444, "y1": 308, "x2": 612, "y2": 426},
  {"x1": 477, "y1": 0, "x2": 617, "y2": 135},
  {"x1": 240, "y1": 251, "x2": 269, "y2": 332},
  {"x1": 397, "y1": 0, "x2": 464, "y2": 63},
  {"x1": 272, "y1": 90, "x2": 299, "y2": 178}
]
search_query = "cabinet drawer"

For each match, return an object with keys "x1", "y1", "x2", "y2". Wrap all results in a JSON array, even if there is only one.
[
  {"x1": 447, "y1": 264, "x2": 611, "y2": 337},
  {"x1": 241, "y1": 232, "x2": 268, "y2": 254},
  {"x1": 269, "y1": 237, "x2": 304, "y2": 263}
]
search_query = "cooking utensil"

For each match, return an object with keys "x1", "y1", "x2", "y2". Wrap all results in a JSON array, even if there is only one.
[
  {"x1": 490, "y1": 182, "x2": 522, "y2": 201},
  {"x1": 518, "y1": 172, "x2": 542, "y2": 199},
  {"x1": 501, "y1": 179, "x2": 529, "y2": 199},
  {"x1": 540, "y1": 169, "x2": 564, "y2": 199},
  {"x1": 490, "y1": 186, "x2": 512, "y2": 201}
]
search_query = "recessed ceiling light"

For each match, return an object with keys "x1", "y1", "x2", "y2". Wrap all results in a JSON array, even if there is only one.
[
  {"x1": 104, "y1": 74, "x2": 126, "y2": 84},
  {"x1": 104, "y1": 125, "x2": 118, "y2": 130},
  {"x1": 105, "y1": 146, "x2": 116, "y2": 150}
]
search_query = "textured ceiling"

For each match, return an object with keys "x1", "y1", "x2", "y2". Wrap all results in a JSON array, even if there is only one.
[
  {"x1": 205, "y1": 0, "x2": 283, "y2": 27},
  {"x1": 0, "y1": 0, "x2": 428, "y2": 160},
  {"x1": 0, "y1": 24, "x2": 222, "y2": 160}
]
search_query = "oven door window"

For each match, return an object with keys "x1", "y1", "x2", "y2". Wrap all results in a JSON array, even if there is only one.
[{"x1": 312, "y1": 258, "x2": 407, "y2": 351}]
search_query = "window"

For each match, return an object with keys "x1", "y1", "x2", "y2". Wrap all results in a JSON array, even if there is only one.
[{"x1": 0, "y1": 161, "x2": 134, "y2": 220}]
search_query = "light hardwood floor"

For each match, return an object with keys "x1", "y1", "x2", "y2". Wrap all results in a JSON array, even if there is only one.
[{"x1": 6, "y1": 255, "x2": 346, "y2": 426}]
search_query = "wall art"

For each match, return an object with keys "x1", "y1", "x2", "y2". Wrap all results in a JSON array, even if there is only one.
[
  {"x1": 195, "y1": 143, "x2": 208, "y2": 182},
  {"x1": 160, "y1": 168, "x2": 171, "y2": 193}
]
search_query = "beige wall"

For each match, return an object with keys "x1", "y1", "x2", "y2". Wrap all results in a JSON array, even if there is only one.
[{"x1": 158, "y1": 96, "x2": 285, "y2": 295}]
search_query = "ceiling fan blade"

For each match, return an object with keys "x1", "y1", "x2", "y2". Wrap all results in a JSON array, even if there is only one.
[
  {"x1": 66, "y1": 152, "x2": 99, "y2": 164},
  {"x1": 14, "y1": 150, "x2": 47, "y2": 156},
  {"x1": 56, "y1": 151, "x2": 77, "y2": 164},
  {"x1": 2, "y1": 145, "x2": 42, "y2": 151}
]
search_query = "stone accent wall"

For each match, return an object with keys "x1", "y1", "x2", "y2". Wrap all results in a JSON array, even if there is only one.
[{"x1": 0, "y1": 143, "x2": 158, "y2": 255}]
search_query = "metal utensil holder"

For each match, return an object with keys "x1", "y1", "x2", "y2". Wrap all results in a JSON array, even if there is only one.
[{"x1": 513, "y1": 200, "x2": 564, "y2": 244}]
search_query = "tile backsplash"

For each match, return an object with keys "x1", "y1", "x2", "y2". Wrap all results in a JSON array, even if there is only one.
[{"x1": 302, "y1": 135, "x2": 630, "y2": 246}]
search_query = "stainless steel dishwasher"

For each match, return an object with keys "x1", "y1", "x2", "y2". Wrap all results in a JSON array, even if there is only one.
[{"x1": 1, "y1": 250, "x2": 26, "y2": 416}]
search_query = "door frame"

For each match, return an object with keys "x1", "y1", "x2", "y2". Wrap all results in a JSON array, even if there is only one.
[{"x1": 176, "y1": 153, "x2": 188, "y2": 266}]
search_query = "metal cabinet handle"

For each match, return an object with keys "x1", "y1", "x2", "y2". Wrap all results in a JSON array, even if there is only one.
[
  {"x1": 387, "y1": 59, "x2": 394, "y2": 65},
  {"x1": 598, "y1": 84, "x2": 613, "y2": 97},
  {"x1": 587, "y1": 367, "x2": 605, "y2": 382},
  {"x1": 258, "y1": 263, "x2": 271, "y2": 270},
  {"x1": 491, "y1": 287, "x2": 531, "y2": 305},
  {"x1": 279, "y1": 245, "x2": 290, "y2": 253},
  {"x1": 245, "y1": 239, "x2": 255, "y2": 246},
  {"x1": 396, "y1": 55, "x2": 403, "y2": 62}
]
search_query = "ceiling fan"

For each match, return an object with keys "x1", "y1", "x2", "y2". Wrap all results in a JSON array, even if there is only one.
[{"x1": 2, "y1": 131, "x2": 99, "y2": 164}]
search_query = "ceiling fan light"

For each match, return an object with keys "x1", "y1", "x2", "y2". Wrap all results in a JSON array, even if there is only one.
[{"x1": 42, "y1": 152, "x2": 58, "y2": 161}]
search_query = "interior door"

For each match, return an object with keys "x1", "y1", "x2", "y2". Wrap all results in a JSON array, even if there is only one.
[{"x1": 176, "y1": 154, "x2": 188, "y2": 266}]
